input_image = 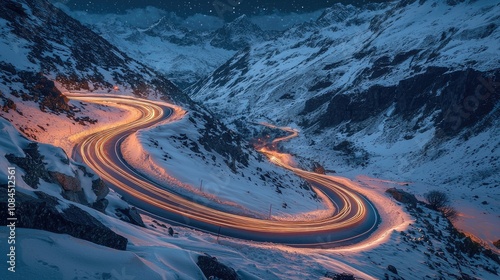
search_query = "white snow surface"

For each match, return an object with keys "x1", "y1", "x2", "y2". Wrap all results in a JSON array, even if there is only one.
[
  {"x1": 54, "y1": 4, "x2": 325, "y2": 88},
  {"x1": 193, "y1": 1, "x2": 500, "y2": 122},
  {"x1": 121, "y1": 113, "x2": 330, "y2": 220},
  {"x1": 0, "y1": 1, "x2": 498, "y2": 279},
  {"x1": 0, "y1": 173, "x2": 498, "y2": 279},
  {"x1": 189, "y1": 0, "x2": 500, "y2": 250}
]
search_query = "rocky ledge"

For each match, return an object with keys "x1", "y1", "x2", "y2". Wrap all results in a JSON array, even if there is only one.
[{"x1": 0, "y1": 187, "x2": 127, "y2": 250}]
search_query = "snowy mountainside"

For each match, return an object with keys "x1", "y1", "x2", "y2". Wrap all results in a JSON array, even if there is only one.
[
  {"x1": 0, "y1": 0, "x2": 182, "y2": 101},
  {"x1": 190, "y1": 0, "x2": 500, "y2": 248},
  {"x1": 0, "y1": 1, "x2": 499, "y2": 279},
  {"x1": 0, "y1": 0, "x2": 324, "y2": 221},
  {"x1": 57, "y1": 5, "x2": 282, "y2": 89},
  {"x1": 2, "y1": 176, "x2": 500, "y2": 279},
  {"x1": 0, "y1": 117, "x2": 142, "y2": 250},
  {"x1": 121, "y1": 110, "x2": 328, "y2": 219},
  {"x1": 191, "y1": 0, "x2": 499, "y2": 124}
]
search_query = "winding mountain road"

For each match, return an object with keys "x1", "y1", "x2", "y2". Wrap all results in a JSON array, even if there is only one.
[{"x1": 66, "y1": 93, "x2": 379, "y2": 247}]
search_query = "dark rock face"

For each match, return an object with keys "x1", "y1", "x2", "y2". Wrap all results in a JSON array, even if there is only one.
[
  {"x1": 5, "y1": 142, "x2": 110, "y2": 211},
  {"x1": 0, "y1": 0, "x2": 186, "y2": 103},
  {"x1": 35, "y1": 76, "x2": 70, "y2": 113},
  {"x1": 0, "y1": 188, "x2": 127, "y2": 250},
  {"x1": 197, "y1": 255, "x2": 240, "y2": 280},
  {"x1": 92, "y1": 179, "x2": 109, "y2": 201},
  {"x1": 318, "y1": 67, "x2": 499, "y2": 137},
  {"x1": 5, "y1": 143, "x2": 50, "y2": 189},
  {"x1": 386, "y1": 188, "x2": 418, "y2": 208}
]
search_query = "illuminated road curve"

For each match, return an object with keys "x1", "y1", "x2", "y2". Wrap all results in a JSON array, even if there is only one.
[{"x1": 67, "y1": 93, "x2": 379, "y2": 247}]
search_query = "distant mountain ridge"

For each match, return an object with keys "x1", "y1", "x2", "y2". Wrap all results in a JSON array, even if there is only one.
[
  {"x1": 188, "y1": 0, "x2": 500, "y2": 249},
  {"x1": 190, "y1": 1, "x2": 499, "y2": 137},
  {"x1": 59, "y1": 7, "x2": 284, "y2": 89},
  {"x1": 0, "y1": 0, "x2": 321, "y2": 229}
]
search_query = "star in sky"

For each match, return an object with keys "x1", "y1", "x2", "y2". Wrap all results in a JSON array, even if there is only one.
[{"x1": 55, "y1": 0, "x2": 383, "y2": 19}]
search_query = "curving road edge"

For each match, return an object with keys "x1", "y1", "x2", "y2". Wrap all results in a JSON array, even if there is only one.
[{"x1": 66, "y1": 93, "x2": 380, "y2": 248}]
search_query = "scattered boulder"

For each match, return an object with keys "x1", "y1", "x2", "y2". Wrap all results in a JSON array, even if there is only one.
[
  {"x1": 324, "y1": 272, "x2": 355, "y2": 280},
  {"x1": 48, "y1": 171, "x2": 86, "y2": 204},
  {"x1": 116, "y1": 207, "x2": 146, "y2": 227},
  {"x1": 197, "y1": 254, "x2": 240, "y2": 280},
  {"x1": 387, "y1": 264, "x2": 398, "y2": 275},
  {"x1": 1, "y1": 97, "x2": 16, "y2": 112},
  {"x1": 92, "y1": 179, "x2": 109, "y2": 200},
  {"x1": 386, "y1": 188, "x2": 418, "y2": 208},
  {"x1": 312, "y1": 162, "x2": 326, "y2": 174},
  {"x1": 92, "y1": 198, "x2": 109, "y2": 213}
]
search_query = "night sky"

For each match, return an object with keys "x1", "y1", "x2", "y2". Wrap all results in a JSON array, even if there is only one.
[{"x1": 53, "y1": 0, "x2": 384, "y2": 19}]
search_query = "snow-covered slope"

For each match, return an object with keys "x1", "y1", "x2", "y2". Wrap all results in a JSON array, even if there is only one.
[
  {"x1": 191, "y1": 1, "x2": 499, "y2": 122},
  {"x1": 121, "y1": 112, "x2": 329, "y2": 219},
  {"x1": 2, "y1": 178, "x2": 500, "y2": 280},
  {"x1": 0, "y1": 1, "x2": 182, "y2": 100},
  {"x1": 190, "y1": 0, "x2": 500, "y2": 249},
  {"x1": 56, "y1": 6, "x2": 281, "y2": 89},
  {"x1": 0, "y1": 0, "x2": 324, "y2": 223},
  {"x1": 0, "y1": 1, "x2": 499, "y2": 279}
]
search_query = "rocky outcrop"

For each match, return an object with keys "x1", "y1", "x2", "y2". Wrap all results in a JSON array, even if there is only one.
[
  {"x1": 197, "y1": 254, "x2": 240, "y2": 280},
  {"x1": 91, "y1": 178, "x2": 109, "y2": 200},
  {"x1": 5, "y1": 142, "x2": 110, "y2": 211},
  {"x1": 51, "y1": 170, "x2": 87, "y2": 204},
  {"x1": 0, "y1": 188, "x2": 127, "y2": 250},
  {"x1": 5, "y1": 142, "x2": 50, "y2": 189},
  {"x1": 36, "y1": 75, "x2": 71, "y2": 113},
  {"x1": 319, "y1": 67, "x2": 499, "y2": 137},
  {"x1": 312, "y1": 162, "x2": 326, "y2": 174},
  {"x1": 386, "y1": 188, "x2": 418, "y2": 208},
  {"x1": 194, "y1": 110, "x2": 250, "y2": 170},
  {"x1": 49, "y1": 171, "x2": 81, "y2": 192},
  {"x1": 494, "y1": 240, "x2": 500, "y2": 249},
  {"x1": 116, "y1": 207, "x2": 146, "y2": 228}
]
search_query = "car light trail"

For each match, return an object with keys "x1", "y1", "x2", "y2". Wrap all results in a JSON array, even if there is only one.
[{"x1": 66, "y1": 92, "x2": 379, "y2": 247}]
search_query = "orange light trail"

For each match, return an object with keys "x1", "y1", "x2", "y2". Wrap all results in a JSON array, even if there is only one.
[{"x1": 65, "y1": 93, "x2": 379, "y2": 246}]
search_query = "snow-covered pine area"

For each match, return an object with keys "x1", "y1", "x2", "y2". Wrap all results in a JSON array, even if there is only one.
[{"x1": 190, "y1": 0, "x2": 500, "y2": 251}]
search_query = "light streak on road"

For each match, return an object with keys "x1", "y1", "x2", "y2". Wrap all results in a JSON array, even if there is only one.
[{"x1": 66, "y1": 93, "x2": 379, "y2": 247}]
